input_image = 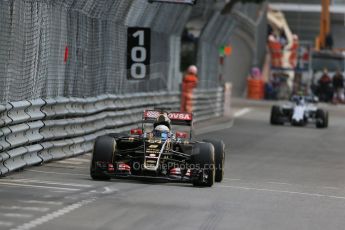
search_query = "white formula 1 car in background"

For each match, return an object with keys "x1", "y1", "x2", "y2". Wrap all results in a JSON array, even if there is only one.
[{"x1": 270, "y1": 95, "x2": 329, "y2": 128}]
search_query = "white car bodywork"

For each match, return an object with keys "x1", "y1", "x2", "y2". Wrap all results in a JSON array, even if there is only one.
[{"x1": 282, "y1": 98, "x2": 318, "y2": 123}]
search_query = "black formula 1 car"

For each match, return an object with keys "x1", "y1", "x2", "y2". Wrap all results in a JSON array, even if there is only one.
[
  {"x1": 270, "y1": 95, "x2": 329, "y2": 128},
  {"x1": 90, "y1": 110, "x2": 225, "y2": 187}
]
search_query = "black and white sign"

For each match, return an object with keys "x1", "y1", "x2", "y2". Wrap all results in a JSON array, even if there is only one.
[
  {"x1": 127, "y1": 27, "x2": 151, "y2": 80},
  {"x1": 148, "y1": 0, "x2": 196, "y2": 4}
]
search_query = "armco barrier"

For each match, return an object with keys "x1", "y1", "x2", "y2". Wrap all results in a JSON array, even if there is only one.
[
  {"x1": 0, "y1": 103, "x2": 12, "y2": 126},
  {"x1": 24, "y1": 145, "x2": 43, "y2": 166},
  {"x1": 27, "y1": 99, "x2": 46, "y2": 121},
  {"x1": 8, "y1": 101, "x2": 31, "y2": 125},
  {"x1": 192, "y1": 87, "x2": 225, "y2": 122},
  {"x1": 0, "y1": 89, "x2": 228, "y2": 176}
]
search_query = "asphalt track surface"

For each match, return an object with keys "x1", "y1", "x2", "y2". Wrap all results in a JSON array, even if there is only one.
[{"x1": 1, "y1": 99, "x2": 345, "y2": 230}]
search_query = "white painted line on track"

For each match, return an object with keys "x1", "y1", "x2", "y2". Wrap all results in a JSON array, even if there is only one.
[
  {"x1": 233, "y1": 108, "x2": 252, "y2": 118},
  {"x1": 55, "y1": 160, "x2": 83, "y2": 165},
  {"x1": 218, "y1": 185, "x2": 345, "y2": 200},
  {"x1": 323, "y1": 186, "x2": 340, "y2": 190},
  {"x1": 46, "y1": 164, "x2": 89, "y2": 169},
  {"x1": 19, "y1": 200, "x2": 63, "y2": 206},
  {"x1": 0, "y1": 221, "x2": 13, "y2": 227},
  {"x1": 2, "y1": 213, "x2": 33, "y2": 218},
  {"x1": 267, "y1": 182, "x2": 341, "y2": 190},
  {"x1": 0, "y1": 206, "x2": 50, "y2": 212},
  {"x1": 10, "y1": 197, "x2": 97, "y2": 230},
  {"x1": 223, "y1": 178, "x2": 241, "y2": 181},
  {"x1": 51, "y1": 190, "x2": 71, "y2": 194},
  {"x1": 26, "y1": 169, "x2": 89, "y2": 177},
  {"x1": 10, "y1": 179, "x2": 92, "y2": 188},
  {"x1": 0, "y1": 182, "x2": 80, "y2": 191},
  {"x1": 65, "y1": 158, "x2": 90, "y2": 163},
  {"x1": 267, "y1": 181, "x2": 294, "y2": 186},
  {"x1": 102, "y1": 186, "x2": 119, "y2": 194}
]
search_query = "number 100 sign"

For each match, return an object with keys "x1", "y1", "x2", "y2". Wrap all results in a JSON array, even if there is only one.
[{"x1": 127, "y1": 27, "x2": 151, "y2": 80}]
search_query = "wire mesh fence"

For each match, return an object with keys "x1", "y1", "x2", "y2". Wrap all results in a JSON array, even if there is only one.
[
  {"x1": 0, "y1": 0, "x2": 265, "y2": 103},
  {"x1": 0, "y1": 0, "x2": 190, "y2": 103}
]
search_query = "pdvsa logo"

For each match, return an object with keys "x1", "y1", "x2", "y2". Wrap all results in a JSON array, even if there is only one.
[{"x1": 168, "y1": 113, "x2": 192, "y2": 120}]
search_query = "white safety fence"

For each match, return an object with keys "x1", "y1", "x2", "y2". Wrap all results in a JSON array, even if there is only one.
[{"x1": 0, "y1": 88, "x2": 228, "y2": 176}]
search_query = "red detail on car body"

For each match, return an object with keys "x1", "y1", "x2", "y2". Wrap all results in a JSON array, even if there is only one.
[
  {"x1": 130, "y1": 129, "x2": 143, "y2": 135},
  {"x1": 144, "y1": 110, "x2": 192, "y2": 121},
  {"x1": 118, "y1": 163, "x2": 131, "y2": 171},
  {"x1": 167, "y1": 112, "x2": 192, "y2": 121},
  {"x1": 175, "y1": 131, "x2": 188, "y2": 139},
  {"x1": 170, "y1": 168, "x2": 181, "y2": 175},
  {"x1": 108, "y1": 163, "x2": 115, "y2": 172}
]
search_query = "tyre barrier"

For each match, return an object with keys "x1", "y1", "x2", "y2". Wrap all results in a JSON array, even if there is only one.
[{"x1": 0, "y1": 89, "x2": 228, "y2": 176}]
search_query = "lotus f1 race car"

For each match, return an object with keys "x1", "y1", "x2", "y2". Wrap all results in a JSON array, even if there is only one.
[
  {"x1": 90, "y1": 110, "x2": 225, "y2": 187},
  {"x1": 270, "y1": 95, "x2": 329, "y2": 128}
]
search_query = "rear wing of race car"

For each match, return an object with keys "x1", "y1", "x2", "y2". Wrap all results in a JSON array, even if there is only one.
[{"x1": 143, "y1": 110, "x2": 193, "y2": 127}]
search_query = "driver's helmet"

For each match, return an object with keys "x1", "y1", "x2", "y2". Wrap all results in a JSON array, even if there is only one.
[
  {"x1": 296, "y1": 96, "x2": 305, "y2": 105},
  {"x1": 153, "y1": 125, "x2": 170, "y2": 140},
  {"x1": 153, "y1": 113, "x2": 171, "y2": 138},
  {"x1": 154, "y1": 125, "x2": 170, "y2": 134}
]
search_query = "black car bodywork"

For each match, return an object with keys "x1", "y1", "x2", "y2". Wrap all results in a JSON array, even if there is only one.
[{"x1": 90, "y1": 110, "x2": 225, "y2": 187}]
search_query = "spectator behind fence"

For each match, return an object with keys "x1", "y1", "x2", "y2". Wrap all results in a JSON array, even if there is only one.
[
  {"x1": 317, "y1": 68, "x2": 332, "y2": 102},
  {"x1": 332, "y1": 70, "x2": 345, "y2": 103}
]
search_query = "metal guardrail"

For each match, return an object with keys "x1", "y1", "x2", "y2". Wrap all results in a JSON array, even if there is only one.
[
  {"x1": 193, "y1": 87, "x2": 225, "y2": 122},
  {"x1": 0, "y1": 92, "x2": 180, "y2": 175},
  {"x1": 0, "y1": 89, "x2": 227, "y2": 176}
]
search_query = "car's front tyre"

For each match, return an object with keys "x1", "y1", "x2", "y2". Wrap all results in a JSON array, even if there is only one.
[
  {"x1": 191, "y1": 143, "x2": 215, "y2": 187},
  {"x1": 90, "y1": 136, "x2": 115, "y2": 180},
  {"x1": 203, "y1": 139, "x2": 225, "y2": 183},
  {"x1": 316, "y1": 109, "x2": 329, "y2": 128},
  {"x1": 270, "y1": 105, "x2": 284, "y2": 125}
]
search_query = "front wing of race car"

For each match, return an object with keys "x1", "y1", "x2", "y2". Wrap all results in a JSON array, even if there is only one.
[{"x1": 93, "y1": 160, "x2": 195, "y2": 183}]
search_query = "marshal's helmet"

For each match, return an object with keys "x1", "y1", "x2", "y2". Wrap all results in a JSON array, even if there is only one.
[{"x1": 187, "y1": 65, "x2": 198, "y2": 75}]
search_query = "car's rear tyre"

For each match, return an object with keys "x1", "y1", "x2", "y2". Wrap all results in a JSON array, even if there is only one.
[
  {"x1": 316, "y1": 109, "x2": 328, "y2": 128},
  {"x1": 270, "y1": 106, "x2": 284, "y2": 125},
  {"x1": 191, "y1": 143, "x2": 215, "y2": 187},
  {"x1": 203, "y1": 139, "x2": 225, "y2": 183},
  {"x1": 90, "y1": 136, "x2": 115, "y2": 180}
]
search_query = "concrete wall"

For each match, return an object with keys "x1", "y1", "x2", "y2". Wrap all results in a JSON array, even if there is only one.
[{"x1": 223, "y1": 29, "x2": 255, "y2": 97}]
